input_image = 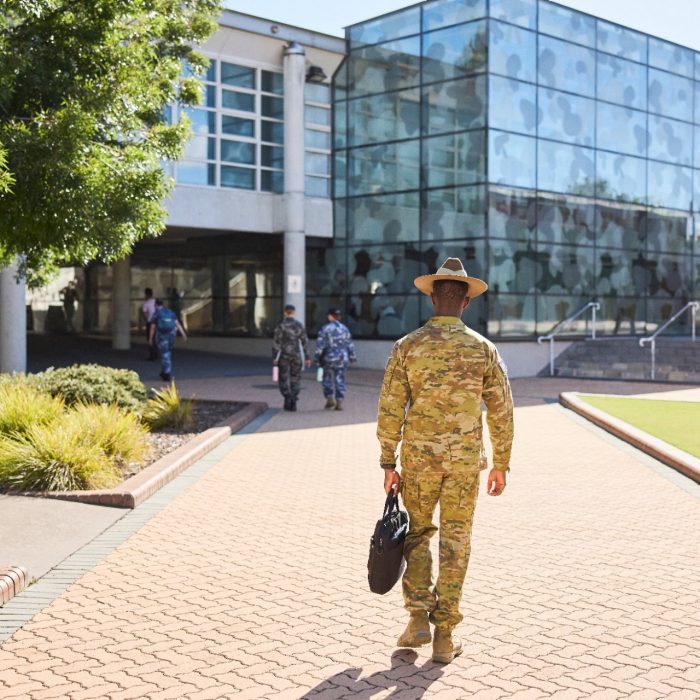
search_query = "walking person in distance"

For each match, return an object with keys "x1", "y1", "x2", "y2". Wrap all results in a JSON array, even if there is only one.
[
  {"x1": 377, "y1": 258, "x2": 514, "y2": 664},
  {"x1": 314, "y1": 307, "x2": 356, "y2": 411},
  {"x1": 272, "y1": 304, "x2": 311, "y2": 411},
  {"x1": 149, "y1": 299, "x2": 187, "y2": 382}
]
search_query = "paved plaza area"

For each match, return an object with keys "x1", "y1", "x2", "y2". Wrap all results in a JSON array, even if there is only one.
[{"x1": 1, "y1": 339, "x2": 699, "y2": 698}]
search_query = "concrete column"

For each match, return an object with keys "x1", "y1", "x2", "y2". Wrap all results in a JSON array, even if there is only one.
[
  {"x1": 283, "y1": 42, "x2": 307, "y2": 325},
  {"x1": 0, "y1": 261, "x2": 27, "y2": 373},
  {"x1": 111, "y1": 257, "x2": 131, "y2": 350}
]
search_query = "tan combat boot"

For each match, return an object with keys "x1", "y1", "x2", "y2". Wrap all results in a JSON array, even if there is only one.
[
  {"x1": 396, "y1": 612, "x2": 431, "y2": 648},
  {"x1": 324, "y1": 397, "x2": 336, "y2": 409},
  {"x1": 334, "y1": 399, "x2": 343, "y2": 411},
  {"x1": 432, "y1": 629, "x2": 463, "y2": 664}
]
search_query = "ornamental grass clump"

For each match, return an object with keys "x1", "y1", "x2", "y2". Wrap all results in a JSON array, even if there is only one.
[
  {"x1": 0, "y1": 423, "x2": 120, "y2": 492},
  {"x1": 143, "y1": 382, "x2": 193, "y2": 431},
  {"x1": 67, "y1": 403, "x2": 150, "y2": 466},
  {"x1": 0, "y1": 378, "x2": 65, "y2": 436}
]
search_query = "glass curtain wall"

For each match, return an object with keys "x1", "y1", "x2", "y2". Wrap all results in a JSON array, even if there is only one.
[{"x1": 329, "y1": 0, "x2": 700, "y2": 340}]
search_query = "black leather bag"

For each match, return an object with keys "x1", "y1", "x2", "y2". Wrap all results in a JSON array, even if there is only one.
[{"x1": 367, "y1": 491, "x2": 409, "y2": 595}]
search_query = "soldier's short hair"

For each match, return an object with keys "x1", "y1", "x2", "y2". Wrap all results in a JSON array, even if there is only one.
[
  {"x1": 433, "y1": 279, "x2": 470, "y2": 302},
  {"x1": 284, "y1": 304, "x2": 295, "y2": 312}
]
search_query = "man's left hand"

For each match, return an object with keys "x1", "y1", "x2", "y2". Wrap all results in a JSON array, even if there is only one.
[{"x1": 487, "y1": 468, "x2": 506, "y2": 496}]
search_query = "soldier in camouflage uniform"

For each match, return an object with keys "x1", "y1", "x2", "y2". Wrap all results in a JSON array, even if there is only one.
[
  {"x1": 314, "y1": 307, "x2": 356, "y2": 411},
  {"x1": 377, "y1": 258, "x2": 514, "y2": 664},
  {"x1": 272, "y1": 304, "x2": 311, "y2": 411}
]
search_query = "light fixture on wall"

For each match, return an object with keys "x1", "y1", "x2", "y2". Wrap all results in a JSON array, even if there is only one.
[{"x1": 306, "y1": 65, "x2": 327, "y2": 83}]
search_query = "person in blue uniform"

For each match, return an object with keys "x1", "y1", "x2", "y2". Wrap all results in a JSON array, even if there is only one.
[
  {"x1": 314, "y1": 307, "x2": 356, "y2": 411},
  {"x1": 149, "y1": 299, "x2": 187, "y2": 381}
]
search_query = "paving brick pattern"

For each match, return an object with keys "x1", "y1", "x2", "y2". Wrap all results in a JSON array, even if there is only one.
[{"x1": 1, "y1": 373, "x2": 699, "y2": 698}]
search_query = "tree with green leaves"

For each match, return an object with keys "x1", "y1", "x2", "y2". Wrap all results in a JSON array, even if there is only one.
[{"x1": 0, "y1": 0, "x2": 220, "y2": 284}]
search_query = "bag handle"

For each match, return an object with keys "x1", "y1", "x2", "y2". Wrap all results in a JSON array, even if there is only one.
[{"x1": 383, "y1": 491, "x2": 399, "y2": 518}]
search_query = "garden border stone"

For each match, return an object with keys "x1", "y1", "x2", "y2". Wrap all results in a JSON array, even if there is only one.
[
  {"x1": 560, "y1": 392, "x2": 700, "y2": 484},
  {"x1": 0, "y1": 566, "x2": 29, "y2": 607},
  {"x1": 17, "y1": 401, "x2": 268, "y2": 509}
]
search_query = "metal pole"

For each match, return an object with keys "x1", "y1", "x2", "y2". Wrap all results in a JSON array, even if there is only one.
[
  {"x1": 692, "y1": 304, "x2": 697, "y2": 343},
  {"x1": 592, "y1": 303, "x2": 597, "y2": 340},
  {"x1": 549, "y1": 337, "x2": 554, "y2": 377},
  {"x1": 651, "y1": 339, "x2": 656, "y2": 381}
]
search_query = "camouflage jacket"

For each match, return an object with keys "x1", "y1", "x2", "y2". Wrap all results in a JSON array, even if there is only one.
[
  {"x1": 272, "y1": 318, "x2": 309, "y2": 360},
  {"x1": 377, "y1": 316, "x2": 514, "y2": 472},
  {"x1": 314, "y1": 321, "x2": 357, "y2": 368}
]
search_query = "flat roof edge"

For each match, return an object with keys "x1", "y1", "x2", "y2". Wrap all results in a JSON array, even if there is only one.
[{"x1": 219, "y1": 10, "x2": 346, "y2": 54}]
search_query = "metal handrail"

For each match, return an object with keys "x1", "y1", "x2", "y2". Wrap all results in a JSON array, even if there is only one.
[
  {"x1": 639, "y1": 301, "x2": 699, "y2": 380},
  {"x1": 537, "y1": 301, "x2": 600, "y2": 376}
]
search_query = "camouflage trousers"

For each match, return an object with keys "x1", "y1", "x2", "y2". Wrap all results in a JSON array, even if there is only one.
[
  {"x1": 278, "y1": 356, "x2": 302, "y2": 400},
  {"x1": 156, "y1": 333, "x2": 175, "y2": 375},
  {"x1": 400, "y1": 467, "x2": 480, "y2": 631},
  {"x1": 322, "y1": 365, "x2": 346, "y2": 400}
]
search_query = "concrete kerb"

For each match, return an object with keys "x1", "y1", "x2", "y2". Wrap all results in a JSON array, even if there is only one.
[
  {"x1": 16, "y1": 401, "x2": 268, "y2": 509},
  {"x1": 0, "y1": 567, "x2": 29, "y2": 607},
  {"x1": 560, "y1": 391, "x2": 700, "y2": 484}
]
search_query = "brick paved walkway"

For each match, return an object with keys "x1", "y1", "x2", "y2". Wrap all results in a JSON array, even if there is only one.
[{"x1": 1, "y1": 371, "x2": 699, "y2": 699}]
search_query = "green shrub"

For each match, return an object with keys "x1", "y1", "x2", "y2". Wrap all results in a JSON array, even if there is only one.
[
  {"x1": 66, "y1": 403, "x2": 150, "y2": 465},
  {"x1": 34, "y1": 364, "x2": 147, "y2": 413},
  {"x1": 0, "y1": 378, "x2": 65, "y2": 436},
  {"x1": 143, "y1": 382, "x2": 193, "y2": 431},
  {"x1": 0, "y1": 423, "x2": 120, "y2": 492}
]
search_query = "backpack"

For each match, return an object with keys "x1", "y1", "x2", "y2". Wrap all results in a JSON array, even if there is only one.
[{"x1": 156, "y1": 308, "x2": 177, "y2": 334}]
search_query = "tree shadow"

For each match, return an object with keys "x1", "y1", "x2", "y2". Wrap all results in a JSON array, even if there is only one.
[{"x1": 301, "y1": 649, "x2": 444, "y2": 699}]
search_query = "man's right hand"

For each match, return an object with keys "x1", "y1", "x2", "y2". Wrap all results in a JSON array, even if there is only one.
[{"x1": 383, "y1": 469, "x2": 401, "y2": 496}]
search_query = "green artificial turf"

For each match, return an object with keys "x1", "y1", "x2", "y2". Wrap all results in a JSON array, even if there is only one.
[{"x1": 580, "y1": 396, "x2": 700, "y2": 459}]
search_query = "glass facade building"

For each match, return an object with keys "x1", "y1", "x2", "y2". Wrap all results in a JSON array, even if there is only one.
[{"x1": 328, "y1": 0, "x2": 700, "y2": 340}]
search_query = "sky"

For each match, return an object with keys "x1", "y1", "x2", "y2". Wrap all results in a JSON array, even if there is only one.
[{"x1": 225, "y1": 0, "x2": 700, "y2": 51}]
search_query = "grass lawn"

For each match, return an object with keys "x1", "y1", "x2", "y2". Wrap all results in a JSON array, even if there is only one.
[{"x1": 580, "y1": 396, "x2": 700, "y2": 459}]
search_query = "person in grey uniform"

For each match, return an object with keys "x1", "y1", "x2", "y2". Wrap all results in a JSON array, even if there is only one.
[{"x1": 272, "y1": 304, "x2": 311, "y2": 411}]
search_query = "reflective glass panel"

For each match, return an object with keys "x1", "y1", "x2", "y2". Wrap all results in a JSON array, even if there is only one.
[
  {"x1": 306, "y1": 83, "x2": 331, "y2": 103},
  {"x1": 596, "y1": 248, "x2": 639, "y2": 296},
  {"x1": 596, "y1": 103, "x2": 647, "y2": 157},
  {"x1": 423, "y1": 0, "x2": 485, "y2": 31},
  {"x1": 538, "y1": 36, "x2": 594, "y2": 97},
  {"x1": 183, "y1": 135, "x2": 215, "y2": 161},
  {"x1": 221, "y1": 62, "x2": 255, "y2": 89},
  {"x1": 222, "y1": 115, "x2": 254, "y2": 138},
  {"x1": 348, "y1": 37, "x2": 421, "y2": 96},
  {"x1": 262, "y1": 96, "x2": 284, "y2": 120},
  {"x1": 204, "y1": 85, "x2": 216, "y2": 108},
  {"x1": 648, "y1": 115, "x2": 692, "y2": 165},
  {"x1": 348, "y1": 89, "x2": 420, "y2": 146},
  {"x1": 348, "y1": 140, "x2": 420, "y2": 196},
  {"x1": 334, "y1": 60, "x2": 348, "y2": 101},
  {"x1": 648, "y1": 69, "x2": 692, "y2": 121},
  {"x1": 220, "y1": 140, "x2": 255, "y2": 165},
  {"x1": 649, "y1": 37, "x2": 693, "y2": 78},
  {"x1": 348, "y1": 192, "x2": 420, "y2": 244},
  {"x1": 535, "y1": 245, "x2": 595, "y2": 296},
  {"x1": 183, "y1": 108, "x2": 215, "y2": 134},
  {"x1": 596, "y1": 21, "x2": 647, "y2": 62},
  {"x1": 537, "y1": 195, "x2": 595, "y2": 245},
  {"x1": 538, "y1": 2, "x2": 595, "y2": 47},
  {"x1": 205, "y1": 60, "x2": 216, "y2": 83},
  {"x1": 261, "y1": 145, "x2": 283, "y2": 169},
  {"x1": 423, "y1": 186, "x2": 486, "y2": 240},
  {"x1": 424, "y1": 130, "x2": 486, "y2": 188},
  {"x1": 646, "y1": 253, "x2": 690, "y2": 299},
  {"x1": 537, "y1": 140, "x2": 594, "y2": 195},
  {"x1": 305, "y1": 129, "x2": 331, "y2": 149},
  {"x1": 349, "y1": 7, "x2": 421, "y2": 47},
  {"x1": 334, "y1": 99, "x2": 348, "y2": 149},
  {"x1": 178, "y1": 162, "x2": 216, "y2": 186},
  {"x1": 489, "y1": 0, "x2": 535, "y2": 29},
  {"x1": 695, "y1": 82, "x2": 700, "y2": 124},
  {"x1": 489, "y1": 131, "x2": 536, "y2": 189},
  {"x1": 489, "y1": 76, "x2": 536, "y2": 135},
  {"x1": 595, "y1": 204, "x2": 646, "y2": 250},
  {"x1": 261, "y1": 120, "x2": 284, "y2": 144},
  {"x1": 487, "y1": 292, "x2": 536, "y2": 337},
  {"x1": 538, "y1": 88, "x2": 594, "y2": 146},
  {"x1": 305, "y1": 105, "x2": 331, "y2": 126},
  {"x1": 261, "y1": 170, "x2": 284, "y2": 193},
  {"x1": 647, "y1": 161, "x2": 693, "y2": 210},
  {"x1": 423, "y1": 75, "x2": 486, "y2": 135},
  {"x1": 647, "y1": 209, "x2": 692, "y2": 255},
  {"x1": 488, "y1": 187, "x2": 537, "y2": 241},
  {"x1": 334, "y1": 151, "x2": 347, "y2": 197},
  {"x1": 423, "y1": 20, "x2": 487, "y2": 83},
  {"x1": 596, "y1": 53, "x2": 646, "y2": 110},
  {"x1": 305, "y1": 152, "x2": 329, "y2": 176},
  {"x1": 489, "y1": 238, "x2": 537, "y2": 293},
  {"x1": 596, "y1": 151, "x2": 646, "y2": 203},
  {"x1": 222, "y1": 90, "x2": 255, "y2": 112},
  {"x1": 220, "y1": 165, "x2": 254, "y2": 189},
  {"x1": 305, "y1": 176, "x2": 330, "y2": 198},
  {"x1": 489, "y1": 20, "x2": 536, "y2": 82},
  {"x1": 261, "y1": 71, "x2": 283, "y2": 95}
]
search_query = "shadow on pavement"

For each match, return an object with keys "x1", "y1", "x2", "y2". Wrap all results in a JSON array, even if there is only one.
[{"x1": 301, "y1": 650, "x2": 444, "y2": 699}]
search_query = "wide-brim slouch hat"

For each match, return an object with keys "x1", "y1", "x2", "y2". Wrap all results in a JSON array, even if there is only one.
[{"x1": 414, "y1": 257, "x2": 488, "y2": 298}]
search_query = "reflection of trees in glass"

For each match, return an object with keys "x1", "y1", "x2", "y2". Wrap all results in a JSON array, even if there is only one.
[
  {"x1": 568, "y1": 178, "x2": 644, "y2": 205},
  {"x1": 460, "y1": 28, "x2": 488, "y2": 73}
]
